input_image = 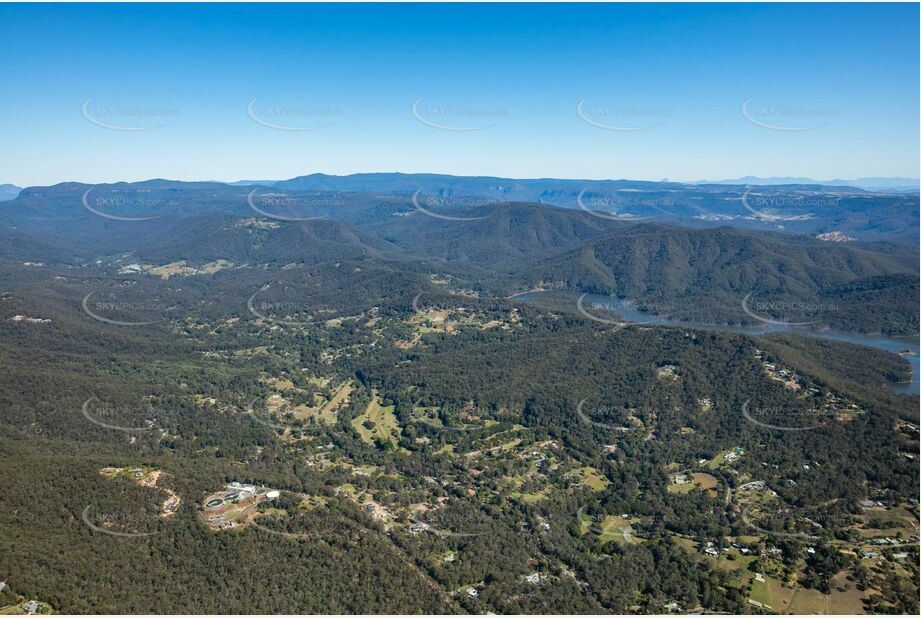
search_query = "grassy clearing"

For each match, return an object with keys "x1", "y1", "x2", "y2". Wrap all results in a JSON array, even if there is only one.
[
  {"x1": 503, "y1": 474, "x2": 550, "y2": 503},
  {"x1": 589, "y1": 515, "x2": 637, "y2": 544},
  {"x1": 351, "y1": 391, "x2": 402, "y2": 448},
  {"x1": 510, "y1": 489, "x2": 549, "y2": 503},
  {"x1": 411, "y1": 404, "x2": 482, "y2": 431},
  {"x1": 578, "y1": 512, "x2": 594, "y2": 534},
  {"x1": 99, "y1": 466, "x2": 155, "y2": 481},
  {"x1": 199, "y1": 259, "x2": 233, "y2": 274},
  {"x1": 673, "y1": 536, "x2": 698, "y2": 553},
  {"x1": 692, "y1": 472, "x2": 718, "y2": 490},
  {"x1": 298, "y1": 495, "x2": 330, "y2": 511},
  {"x1": 315, "y1": 381, "x2": 352, "y2": 423},
  {"x1": 412, "y1": 405, "x2": 444, "y2": 427},
  {"x1": 750, "y1": 576, "x2": 777, "y2": 608},
  {"x1": 258, "y1": 507, "x2": 288, "y2": 519},
  {"x1": 149, "y1": 261, "x2": 192, "y2": 279},
  {"x1": 668, "y1": 471, "x2": 718, "y2": 495},
  {"x1": 749, "y1": 578, "x2": 773, "y2": 607},
  {"x1": 714, "y1": 551, "x2": 757, "y2": 579},
  {"x1": 568, "y1": 466, "x2": 610, "y2": 491},
  {"x1": 827, "y1": 571, "x2": 870, "y2": 614},
  {"x1": 488, "y1": 438, "x2": 522, "y2": 454},
  {"x1": 750, "y1": 575, "x2": 796, "y2": 612},
  {"x1": 705, "y1": 447, "x2": 743, "y2": 470},
  {"x1": 668, "y1": 481, "x2": 695, "y2": 494},
  {"x1": 268, "y1": 380, "x2": 352, "y2": 425},
  {"x1": 788, "y1": 587, "x2": 831, "y2": 614}
]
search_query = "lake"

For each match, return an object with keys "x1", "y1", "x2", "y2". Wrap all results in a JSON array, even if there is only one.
[{"x1": 514, "y1": 290, "x2": 919, "y2": 395}]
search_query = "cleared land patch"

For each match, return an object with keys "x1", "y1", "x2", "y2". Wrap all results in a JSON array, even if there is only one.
[{"x1": 352, "y1": 391, "x2": 402, "y2": 449}]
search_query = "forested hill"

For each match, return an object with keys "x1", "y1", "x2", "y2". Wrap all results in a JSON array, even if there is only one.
[
  {"x1": 512, "y1": 223, "x2": 919, "y2": 333},
  {"x1": 4, "y1": 173, "x2": 919, "y2": 245},
  {"x1": 1, "y1": 183, "x2": 917, "y2": 335}
]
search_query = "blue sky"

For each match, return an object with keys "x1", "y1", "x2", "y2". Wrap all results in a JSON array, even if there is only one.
[{"x1": 0, "y1": 2, "x2": 918, "y2": 186}]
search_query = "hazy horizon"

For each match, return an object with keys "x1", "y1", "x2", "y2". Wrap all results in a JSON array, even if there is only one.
[
  {"x1": 1, "y1": 2, "x2": 918, "y2": 186},
  {"x1": 5, "y1": 170, "x2": 921, "y2": 191}
]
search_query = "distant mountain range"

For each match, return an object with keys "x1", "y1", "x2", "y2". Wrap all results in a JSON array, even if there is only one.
[
  {"x1": 1, "y1": 178, "x2": 916, "y2": 334},
  {"x1": 260, "y1": 173, "x2": 919, "y2": 245},
  {"x1": 0, "y1": 184, "x2": 21, "y2": 201},
  {"x1": 700, "y1": 176, "x2": 919, "y2": 192},
  {"x1": 2, "y1": 172, "x2": 918, "y2": 246},
  {"x1": 7, "y1": 174, "x2": 919, "y2": 196},
  {"x1": 218, "y1": 173, "x2": 919, "y2": 193}
]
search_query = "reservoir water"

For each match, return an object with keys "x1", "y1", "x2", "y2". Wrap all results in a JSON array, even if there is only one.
[{"x1": 514, "y1": 291, "x2": 919, "y2": 395}]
